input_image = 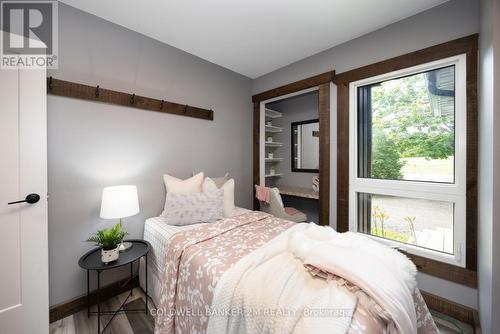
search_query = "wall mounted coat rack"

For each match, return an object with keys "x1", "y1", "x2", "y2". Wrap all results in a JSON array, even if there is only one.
[{"x1": 46, "y1": 77, "x2": 214, "y2": 121}]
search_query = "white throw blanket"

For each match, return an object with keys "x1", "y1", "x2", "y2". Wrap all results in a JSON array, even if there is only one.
[
  {"x1": 289, "y1": 223, "x2": 418, "y2": 333},
  {"x1": 207, "y1": 223, "x2": 356, "y2": 334},
  {"x1": 207, "y1": 223, "x2": 418, "y2": 334}
]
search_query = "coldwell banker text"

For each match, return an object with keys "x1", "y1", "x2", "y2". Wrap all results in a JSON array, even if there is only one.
[{"x1": 1, "y1": 0, "x2": 58, "y2": 69}]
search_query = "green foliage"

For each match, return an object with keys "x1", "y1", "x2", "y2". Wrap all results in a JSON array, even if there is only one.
[
  {"x1": 371, "y1": 131, "x2": 405, "y2": 179},
  {"x1": 86, "y1": 223, "x2": 126, "y2": 250},
  {"x1": 371, "y1": 227, "x2": 410, "y2": 243},
  {"x1": 371, "y1": 72, "x2": 454, "y2": 162}
]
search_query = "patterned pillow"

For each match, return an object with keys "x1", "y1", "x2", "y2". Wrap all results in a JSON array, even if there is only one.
[
  {"x1": 162, "y1": 190, "x2": 224, "y2": 226},
  {"x1": 202, "y1": 177, "x2": 235, "y2": 217}
]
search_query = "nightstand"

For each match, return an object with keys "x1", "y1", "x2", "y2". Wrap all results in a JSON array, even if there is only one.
[{"x1": 78, "y1": 239, "x2": 151, "y2": 334}]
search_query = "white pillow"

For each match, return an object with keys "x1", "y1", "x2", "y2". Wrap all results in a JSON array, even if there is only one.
[
  {"x1": 162, "y1": 190, "x2": 224, "y2": 225},
  {"x1": 193, "y1": 172, "x2": 229, "y2": 188},
  {"x1": 203, "y1": 177, "x2": 235, "y2": 217},
  {"x1": 163, "y1": 172, "x2": 204, "y2": 194}
]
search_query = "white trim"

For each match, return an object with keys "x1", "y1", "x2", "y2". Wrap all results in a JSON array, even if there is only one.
[{"x1": 348, "y1": 54, "x2": 467, "y2": 267}]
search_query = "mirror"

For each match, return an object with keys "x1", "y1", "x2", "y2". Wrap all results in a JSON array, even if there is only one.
[{"x1": 292, "y1": 119, "x2": 319, "y2": 173}]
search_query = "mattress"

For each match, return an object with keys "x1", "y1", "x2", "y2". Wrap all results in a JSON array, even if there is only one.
[{"x1": 139, "y1": 206, "x2": 251, "y2": 306}]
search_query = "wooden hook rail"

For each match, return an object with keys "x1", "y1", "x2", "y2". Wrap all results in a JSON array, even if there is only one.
[{"x1": 46, "y1": 77, "x2": 214, "y2": 121}]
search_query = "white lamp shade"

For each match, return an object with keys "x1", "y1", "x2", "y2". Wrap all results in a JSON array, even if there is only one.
[{"x1": 100, "y1": 185, "x2": 140, "y2": 219}]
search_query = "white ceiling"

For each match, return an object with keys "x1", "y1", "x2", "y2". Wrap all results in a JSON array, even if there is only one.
[{"x1": 60, "y1": 0, "x2": 449, "y2": 78}]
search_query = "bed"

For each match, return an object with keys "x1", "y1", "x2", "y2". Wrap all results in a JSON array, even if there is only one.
[
  {"x1": 139, "y1": 207, "x2": 252, "y2": 308},
  {"x1": 140, "y1": 209, "x2": 438, "y2": 334}
]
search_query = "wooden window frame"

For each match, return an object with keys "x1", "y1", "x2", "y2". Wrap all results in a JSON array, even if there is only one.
[
  {"x1": 252, "y1": 71, "x2": 335, "y2": 226},
  {"x1": 334, "y1": 34, "x2": 478, "y2": 287}
]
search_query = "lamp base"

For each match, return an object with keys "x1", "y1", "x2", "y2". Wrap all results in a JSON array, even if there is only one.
[{"x1": 118, "y1": 241, "x2": 133, "y2": 252}]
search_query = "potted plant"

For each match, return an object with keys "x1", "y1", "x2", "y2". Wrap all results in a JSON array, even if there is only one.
[{"x1": 87, "y1": 223, "x2": 127, "y2": 263}]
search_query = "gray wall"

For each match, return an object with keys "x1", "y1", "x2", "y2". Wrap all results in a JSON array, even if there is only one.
[
  {"x1": 252, "y1": 0, "x2": 479, "y2": 309},
  {"x1": 253, "y1": 0, "x2": 478, "y2": 94},
  {"x1": 47, "y1": 4, "x2": 252, "y2": 306},
  {"x1": 478, "y1": 0, "x2": 500, "y2": 332},
  {"x1": 266, "y1": 92, "x2": 319, "y2": 188}
]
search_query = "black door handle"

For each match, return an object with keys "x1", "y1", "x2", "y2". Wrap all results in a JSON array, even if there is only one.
[{"x1": 8, "y1": 193, "x2": 40, "y2": 205}]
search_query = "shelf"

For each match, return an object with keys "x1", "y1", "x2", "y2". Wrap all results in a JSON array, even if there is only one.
[
  {"x1": 265, "y1": 108, "x2": 283, "y2": 119},
  {"x1": 265, "y1": 173, "x2": 283, "y2": 178},
  {"x1": 265, "y1": 125, "x2": 282, "y2": 133},
  {"x1": 265, "y1": 158, "x2": 283, "y2": 163},
  {"x1": 265, "y1": 141, "x2": 283, "y2": 147}
]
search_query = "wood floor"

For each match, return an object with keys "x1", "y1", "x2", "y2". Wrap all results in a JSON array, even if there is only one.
[
  {"x1": 50, "y1": 288, "x2": 154, "y2": 334},
  {"x1": 50, "y1": 288, "x2": 473, "y2": 334}
]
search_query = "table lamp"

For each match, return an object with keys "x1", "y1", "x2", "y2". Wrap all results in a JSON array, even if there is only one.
[{"x1": 100, "y1": 185, "x2": 140, "y2": 251}]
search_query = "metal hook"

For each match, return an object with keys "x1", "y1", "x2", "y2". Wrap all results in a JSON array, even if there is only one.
[
  {"x1": 160, "y1": 99, "x2": 164, "y2": 110},
  {"x1": 95, "y1": 85, "x2": 100, "y2": 98},
  {"x1": 48, "y1": 76, "x2": 53, "y2": 90},
  {"x1": 130, "y1": 94, "x2": 135, "y2": 104}
]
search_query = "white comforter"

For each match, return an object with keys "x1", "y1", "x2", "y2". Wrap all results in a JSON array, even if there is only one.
[{"x1": 207, "y1": 223, "x2": 418, "y2": 334}]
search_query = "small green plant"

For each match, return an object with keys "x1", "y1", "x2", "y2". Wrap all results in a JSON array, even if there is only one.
[{"x1": 86, "y1": 223, "x2": 127, "y2": 250}]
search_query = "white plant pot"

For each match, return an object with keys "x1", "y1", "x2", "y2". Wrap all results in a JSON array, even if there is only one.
[{"x1": 101, "y1": 246, "x2": 119, "y2": 263}]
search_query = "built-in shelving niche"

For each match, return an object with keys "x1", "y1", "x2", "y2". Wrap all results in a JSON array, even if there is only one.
[{"x1": 264, "y1": 108, "x2": 283, "y2": 182}]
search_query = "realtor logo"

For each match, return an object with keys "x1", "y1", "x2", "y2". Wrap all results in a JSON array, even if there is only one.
[{"x1": 1, "y1": 0, "x2": 58, "y2": 69}]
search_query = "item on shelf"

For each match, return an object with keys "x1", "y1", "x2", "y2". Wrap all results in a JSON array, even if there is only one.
[
  {"x1": 268, "y1": 152, "x2": 274, "y2": 159},
  {"x1": 312, "y1": 175, "x2": 319, "y2": 192},
  {"x1": 267, "y1": 136, "x2": 273, "y2": 142},
  {"x1": 266, "y1": 120, "x2": 273, "y2": 126},
  {"x1": 270, "y1": 167, "x2": 276, "y2": 175}
]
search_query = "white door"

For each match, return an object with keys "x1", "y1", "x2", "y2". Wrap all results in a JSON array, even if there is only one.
[{"x1": 0, "y1": 66, "x2": 48, "y2": 333}]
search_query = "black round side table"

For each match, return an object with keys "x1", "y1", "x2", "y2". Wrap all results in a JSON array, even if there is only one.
[{"x1": 78, "y1": 239, "x2": 151, "y2": 334}]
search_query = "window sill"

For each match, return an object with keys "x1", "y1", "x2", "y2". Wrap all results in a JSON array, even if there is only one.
[
  {"x1": 399, "y1": 250, "x2": 477, "y2": 288},
  {"x1": 354, "y1": 232, "x2": 475, "y2": 287}
]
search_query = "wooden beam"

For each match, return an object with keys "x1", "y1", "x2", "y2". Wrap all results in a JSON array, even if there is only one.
[
  {"x1": 403, "y1": 251, "x2": 477, "y2": 287},
  {"x1": 318, "y1": 83, "x2": 330, "y2": 226},
  {"x1": 421, "y1": 291, "x2": 479, "y2": 330},
  {"x1": 253, "y1": 102, "x2": 260, "y2": 210},
  {"x1": 49, "y1": 276, "x2": 139, "y2": 323},
  {"x1": 46, "y1": 77, "x2": 214, "y2": 121},
  {"x1": 336, "y1": 81, "x2": 350, "y2": 233},
  {"x1": 473, "y1": 310, "x2": 482, "y2": 334},
  {"x1": 334, "y1": 34, "x2": 478, "y2": 84},
  {"x1": 252, "y1": 71, "x2": 335, "y2": 102}
]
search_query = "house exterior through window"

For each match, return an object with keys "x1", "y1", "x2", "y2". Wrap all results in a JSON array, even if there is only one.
[{"x1": 348, "y1": 54, "x2": 467, "y2": 267}]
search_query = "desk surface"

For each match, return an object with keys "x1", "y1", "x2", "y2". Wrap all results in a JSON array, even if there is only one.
[{"x1": 277, "y1": 185, "x2": 319, "y2": 200}]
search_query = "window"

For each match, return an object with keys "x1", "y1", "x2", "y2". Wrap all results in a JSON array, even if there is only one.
[{"x1": 349, "y1": 54, "x2": 467, "y2": 267}]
